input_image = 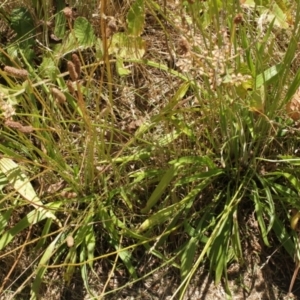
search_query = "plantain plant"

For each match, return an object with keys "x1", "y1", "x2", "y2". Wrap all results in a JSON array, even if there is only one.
[{"x1": 0, "y1": 0, "x2": 300, "y2": 299}]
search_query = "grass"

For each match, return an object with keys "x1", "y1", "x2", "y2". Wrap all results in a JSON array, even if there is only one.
[{"x1": 1, "y1": 0, "x2": 300, "y2": 299}]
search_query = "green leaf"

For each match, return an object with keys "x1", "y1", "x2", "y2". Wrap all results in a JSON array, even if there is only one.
[
  {"x1": 110, "y1": 33, "x2": 145, "y2": 59},
  {"x1": 127, "y1": 0, "x2": 145, "y2": 36},
  {"x1": 251, "y1": 181, "x2": 270, "y2": 246},
  {"x1": 181, "y1": 236, "x2": 198, "y2": 280},
  {"x1": 74, "y1": 17, "x2": 96, "y2": 47},
  {"x1": 85, "y1": 226, "x2": 96, "y2": 268},
  {"x1": 116, "y1": 57, "x2": 131, "y2": 76},
  {"x1": 63, "y1": 248, "x2": 77, "y2": 284},
  {"x1": 139, "y1": 186, "x2": 202, "y2": 232},
  {"x1": 272, "y1": 216, "x2": 294, "y2": 258},
  {"x1": 138, "y1": 202, "x2": 180, "y2": 233},
  {"x1": 269, "y1": 171, "x2": 300, "y2": 191},
  {"x1": 208, "y1": 217, "x2": 232, "y2": 285},
  {"x1": 0, "y1": 202, "x2": 61, "y2": 251},
  {"x1": 169, "y1": 156, "x2": 216, "y2": 169},
  {"x1": 284, "y1": 66, "x2": 300, "y2": 103},
  {"x1": 30, "y1": 232, "x2": 63, "y2": 300},
  {"x1": 0, "y1": 207, "x2": 13, "y2": 235},
  {"x1": 54, "y1": 11, "x2": 67, "y2": 38},
  {"x1": 232, "y1": 210, "x2": 243, "y2": 264},
  {"x1": 38, "y1": 53, "x2": 59, "y2": 81},
  {"x1": 0, "y1": 158, "x2": 62, "y2": 227},
  {"x1": 141, "y1": 166, "x2": 176, "y2": 213},
  {"x1": 255, "y1": 64, "x2": 281, "y2": 88},
  {"x1": 9, "y1": 7, "x2": 35, "y2": 44},
  {"x1": 80, "y1": 244, "x2": 96, "y2": 298},
  {"x1": 99, "y1": 205, "x2": 137, "y2": 278}
]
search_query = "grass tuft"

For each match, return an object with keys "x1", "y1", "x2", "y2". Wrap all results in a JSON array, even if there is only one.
[{"x1": 1, "y1": 0, "x2": 300, "y2": 299}]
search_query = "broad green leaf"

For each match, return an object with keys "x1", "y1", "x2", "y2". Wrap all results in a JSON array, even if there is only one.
[
  {"x1": 0, "y1": 158, "x2": 62, "y2": 227},
  {"x1": 284, "y1": 66, "x2": 300, "y2": 103},
  {"x1": 99, "y1": 205, "x2": 137, "y2": 278},
  {"x1": 38, "y1": 53, "x2": 59, "y2": 81},
  {"x1": 80, "y1": 245, "x2": 96, "y2": 298},
  {"x1": 268, "y1": 171, "x2": 300, "y2": 191},
  {"x1": 267, "y1": 3, "x2": 289, "y2": 29},
  {"x1": 232, "y1": 210, "x2": 243, "y2": 263},
  {"x1": 261, "y1": 180, "x2": 275, "y2": 232},
  {"x1": 176, "y1": 185, "x2": 244, "y2": 299},
  {"x1": 277, "y1": 156, "x2": 300, "y2": 165},
  {"x1": 176, "y1": 169, "x2": 223, "y2": 186},
  {"x1": 110, "y1": 33, "x2": 145, "y2": 59},
  {"x1": 272, "y1": 216, "x2": 294, "y2": 258},
  {"x1": 208, "y1": 217, "x2": 231, "y2": 285},
  {"x1": 139, "y1": 203, "x2": 179, "y2": 233},
  {"x1": 64, "y1": 248, "x2": 77, "y2": 284},
  {"x1": 34, "y1": 218, "x2": 53, "y2": 251},
  {"x1": 0, "y1": 171, "x2": 8, "y2": 191},
  {"x1": 54, "y1": 10, "x2": 67, "y2": 39},
  {"x1": 0, "y1": 202, "x2": 61, "y2": 250},
  {"x1": 74, "y1": 17, "x2": 96, "y2": 47},
  {"x1": 119, "y1": 187, "x2": 133, "y2": 210},
  {"x1": 255, "y1": 64, "x2": 281, "y2": 88},
  {"x1": 0, "y1": 207, "x2": 13, "y2": 234},
  {"x1": 85, "y1": 226, "x2": 96, "y2": 268},
  {"x1": 9, "y1": 7, "x2": 35, "y2": 44},
  {"x1": 139, "y1": 186, "x2": 202, "y2": 232},
  {"x1": 169, "y1": 156, "x2": 216, "y2": 169},
  {"x1": 141, "y1": 166, "x2": 176, "y2": 213},
  {"x1": 30, "y1": 232, "x2": 63, "y2": 300},
  {"x1": 181, "y1": 236, "x2": 198, "y2": 280},
  {"x1": 116, "y1": 57, "x2": 131, "y2": 76},
  {"x1": 127, "y1": 0, "x2": 145, "y2": 36},
  {"x1": 111, "y1": 149, "x2": 151, "y2": 164},
  {"x1": 249, "y1": 89, "x2": 265, "y2": 113},
  {"x1": 157, "y1": 130, "x2": 181, "y2": 147}
]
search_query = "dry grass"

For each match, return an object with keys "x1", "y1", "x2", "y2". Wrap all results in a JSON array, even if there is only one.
[{"x1": 1, "y1": 0, "x2": 300, "y2": 299}]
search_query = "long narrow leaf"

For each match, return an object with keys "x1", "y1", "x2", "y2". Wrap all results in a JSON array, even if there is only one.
[{"x1": 0, "y1": 158, "x2": 62, "y2": 227}]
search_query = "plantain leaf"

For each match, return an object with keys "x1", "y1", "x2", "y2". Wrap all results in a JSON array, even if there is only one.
[
  {"x1": 0, "y1": 202, "x2": 62, "y2": 251},
  {"x1": 141, "y1": 166, "x2": 176, "y2": 213},
  {"x1": 30, "y1": 232, "x2": 63, "y2": 300},
  {"x1": 0, "y1": 158, "x2": 62, "y2": 227},
  {"x1": 181, "y1": 236, "x2": 198, "y2": 280}
]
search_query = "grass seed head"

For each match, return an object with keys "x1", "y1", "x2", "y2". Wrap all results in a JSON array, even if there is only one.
[
  {"x1": 4, "y1": 66, "x2": 28, "y2": 79},
  {"x1": 178, "y1": 36, "x2": 190, "y2": 55},
  {"x1": 234, "y1": 13, "x2": 243, "y2": 25},
  {"x1": 4, "y1": 120, "x2": 32, "y2": 133},
  {"x1": 51, "y1": 87, "x2": 66, "y2": 103},
  {"x1": 63, "y1": 7, "x2": 73, "y2": 20},
  {"x1": 67, "y1": 61, "x2": 78, "y2": 81},
  {"x1": 71, "y1": 54, "x2": 81, "y2": 77},
  {"x1": 66, "y1": 235, "x2": 74, "y2": 247},
  {"x1": 66, "y1": 80, "x2": 76, "y2": 95},
  {"x1": 19, "y1": 125, "x2": 34, "y2": 133},
  {"x1": 4, "y1": 120, "x2": 22, "y2": 129}
]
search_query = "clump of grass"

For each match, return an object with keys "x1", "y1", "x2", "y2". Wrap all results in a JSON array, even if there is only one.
[{"x1": 0, "y1": 0, "x2": 300, "y2": 299}]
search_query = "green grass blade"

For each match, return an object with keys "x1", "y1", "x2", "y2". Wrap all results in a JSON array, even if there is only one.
[
  {"x1": 30, "y1": 232, "x2": 63, "y2": 300},
  {"x1": 141, "y1": 166, "x2": 176, "y2": 213},
  {"x1": 251, "y1": 180, "x2": 270, "y2": 247},
  {"x1": 0, "y1": 202, "x2": 61, "y2": 250},
  {"x1": 0, "y1": 158, "x2": 62, "y2": 227}
]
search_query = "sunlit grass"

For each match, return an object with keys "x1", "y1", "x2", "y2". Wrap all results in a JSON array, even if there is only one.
[{"x1": 0, "y1": 0, "x2": 300, "y2": 299}]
